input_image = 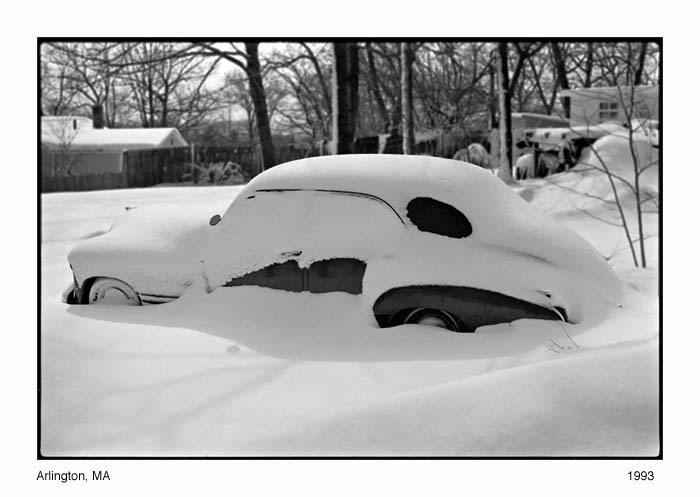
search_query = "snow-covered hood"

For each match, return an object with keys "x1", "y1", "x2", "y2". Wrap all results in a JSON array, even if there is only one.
[{"x1": 68, "y1": 204, "x2": 217, "y2": 296}]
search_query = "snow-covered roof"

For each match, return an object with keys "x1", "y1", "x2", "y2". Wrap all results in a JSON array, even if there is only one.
[
  {"x1": 238, "y1": 155, "x2": 499, "y2": 216},
  {"x1": 41, "y1": 116, "x2": 188, "y2": 151},
  {"x1": 560, "y1": 85, "x2": 658, "y2": 99},
  {"x1": 564, "y1": 122, "x2": 628, "y2": 140},
  {"x1": 511, "y1": 112, "x2": 568, "y2": 122}
]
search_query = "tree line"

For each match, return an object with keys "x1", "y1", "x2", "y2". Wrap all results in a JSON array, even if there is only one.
[{"x1": 41, "y1": 41, "x2": 659, "y2": 170}]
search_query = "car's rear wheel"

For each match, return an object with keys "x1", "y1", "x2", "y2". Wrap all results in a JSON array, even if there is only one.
[
  {"x1": 403, "y1": 308, "x2": 463, "y2": 333},
  {"x1": 86, "y1": 277, "x2": 141, "y2": 306}
]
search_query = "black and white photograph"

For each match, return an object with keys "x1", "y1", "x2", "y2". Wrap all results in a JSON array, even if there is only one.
[{"x1": 37, "y1": 37, "x2": 660, "y2": 460}]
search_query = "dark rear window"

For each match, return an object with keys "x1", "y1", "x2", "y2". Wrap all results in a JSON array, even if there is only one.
[{"x1": 406, "y1": 197, "x2": 472, "y2": 238}]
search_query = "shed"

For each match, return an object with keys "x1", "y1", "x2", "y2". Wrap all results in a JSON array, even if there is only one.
[{"x1": 41, "y1": 116, "x2": 189, "y2": 176}]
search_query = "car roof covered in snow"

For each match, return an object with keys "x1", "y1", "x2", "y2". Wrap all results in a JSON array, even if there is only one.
[{"x1": 237, "y1": 154, "x2": 504, "y2": 212}]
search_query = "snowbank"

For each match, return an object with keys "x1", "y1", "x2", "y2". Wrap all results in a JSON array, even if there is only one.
[
  {"x1": 577, "y1": 132, "x2": 659, "y2": 195},
  {"x1": 514, "y1": 133, "x2": 659, "y2": 272},
  {"x1": 41, "y1": 170, "x2": 658, "y2": 456}
]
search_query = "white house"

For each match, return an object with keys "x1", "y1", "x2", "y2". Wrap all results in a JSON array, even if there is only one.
[
  {"x1": 560, "y1": 85, "x2": 659, "y2": 126},
  {"x1": 41, "y1": 116, "x2": 189, "y2": 175}
]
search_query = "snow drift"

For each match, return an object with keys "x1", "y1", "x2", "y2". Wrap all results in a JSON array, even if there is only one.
[{"x1": 41, "y1": 158, "x2": 658, "y2": 456}]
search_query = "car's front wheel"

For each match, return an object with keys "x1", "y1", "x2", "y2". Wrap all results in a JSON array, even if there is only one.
[
  {"x1": 86, "y1": 277, "x2": 141, "y2": 306},
  {"x1": 403, "y1": 308, "x2": 464, "y2": 333}
]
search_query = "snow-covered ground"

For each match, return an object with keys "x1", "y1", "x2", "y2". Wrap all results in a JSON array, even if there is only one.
[{"x1": 40, "y1": 150, "x2": 659, "y2": 456}]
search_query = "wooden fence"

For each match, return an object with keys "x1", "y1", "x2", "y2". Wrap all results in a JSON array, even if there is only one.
[
  {"x1": 41, "y1": 145, "x2": 309, "y2": 193},
  {"x1": 40, "y1": 135, "x2": 486, "y2": 193},
  {"x1": 124, "y1": 147, "x2": 191, "y2": 187}
]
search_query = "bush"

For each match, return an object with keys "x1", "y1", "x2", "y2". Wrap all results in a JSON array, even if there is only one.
[{"x1": 188, "y1": 161, "x2": 249, "y2": 185}]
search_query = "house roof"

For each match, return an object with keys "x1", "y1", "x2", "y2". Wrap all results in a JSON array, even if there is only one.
[
  {"x1": 511, "y1": 112, "x2": 568, "y2": 121},
  {"x1": 560, "y1": 85, "x2": 659, "y2": 99},
  {"x1": 41, "y1": 116, "x2": 189, "y2": 151}
]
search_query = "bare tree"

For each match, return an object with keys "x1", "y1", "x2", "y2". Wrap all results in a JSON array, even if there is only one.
[
  {"x1": 42, "y1": 41, "x2": 224, "y2": 131},
  {"x1": 122, "y1": 43, "x2": 223, "y2": 131},
  {"x1": 42, "y1": 118, "x2": 83, "y2": 176},
  {"x1": 594, "y1": 42, "x2": 659, "y2": 87},
  {"x1": 550, "y1": 42, "x2": 571, "y2": 118},
  {"x1": 360, "y1": 43, "x2": 403, "y2": 134},
  {"x1": 332, "y1": 42, "x2": 359, "y2": 154},
  {"x1": 244, "y1": 43, "x2": 276, "y2": 168},
  {"x1": 526, "y1": 49, "x2": 559, "y2": 114},
  {"x1": 193, "y1": 42, "x2": 276, "y2": 169},
  {"x1": 45, "y1": 42, "x2": 135, "y2": 127},
  {"x1": 559, "y1": 87, "x2": 658, "y2": 268},
  {"x1": 270, "y1": 43, "x2": 333, "y2": 141},
  {"x1": 413, "y1": 42, "x2": 491, "y2": 132},
  {"x1": 365, "y1": 42, "x2": 391, "y2": 132},
  {"x1": 633, "y1": 42, "x2": 649, "y2": 86},
  {"x1": 496, "y1": 43, "x2": 514, "y2": 182},
  {"x1": 41, "y1": 45, "x2": 80, "y2": 116},
  {"x1": 401, "y1": 42, "x2": 416, "y2": 154}
]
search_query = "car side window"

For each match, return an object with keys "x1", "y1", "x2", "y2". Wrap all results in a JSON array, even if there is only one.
[
  {"x1": 224, "y1": 260, "x2": 304, "y2": 292},
  {"x1": 308, "y1": 258, "x2": 367, "y2": 295},
  {"x1": 406, "y1": 197, "x2": 472, "y2": 238}
]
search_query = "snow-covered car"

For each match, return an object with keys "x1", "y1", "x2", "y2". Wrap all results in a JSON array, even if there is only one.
[{"x1": 66, "y1": 154, "x2": 622, "y2": 333}]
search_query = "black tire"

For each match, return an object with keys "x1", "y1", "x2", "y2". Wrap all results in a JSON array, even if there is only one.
[{"x1": 402, "y1": 308, "x2": 464, "y2": 333}]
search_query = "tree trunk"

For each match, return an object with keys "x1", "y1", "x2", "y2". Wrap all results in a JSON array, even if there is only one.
[
  {"x1": 246, "y1": 110, "x2": 256, "y2": 147},
  {"x1": 366, "y1": 42, "x2": 390, "y2": 132},
  {"x1": 488, "y1": 60, "x2": 498, "y2": 129},
  {"x1": 528, "y1": 57, "x2": 554, "y2": 114},
  {"x1": 401, "y1": 42, "x2": 415, "y2": 155},
  {"x1": 160, "y1": 98, "x2": 168, "y2": 127},
  {"x1": 497, "y1": 43, "x2": 514, "y2": 183},
  {"x1": 634, "y1": 42, "x2": 648, "y2": 86},
  {"x1": 584, "y1": 42, "x2": 594, "y2": 88},
  {"x1": 389, "y1": 43, "x2": 402, "y2": 134},
  {"x1": 148, "y1": 75, "x2": 155, "y2": 127},
  {"x1": 245, "y1": 42, "x2": 276, "y2": 169},
  {"x1": 551, "y1": 42, "x2": 571, "y2": 118},
  {"x1": 332, "y1": 42, "x2": 359, "y2": 155}
]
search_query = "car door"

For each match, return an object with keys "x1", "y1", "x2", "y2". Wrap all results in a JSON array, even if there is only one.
[
  {"x1": 298, "y1": 190, "x2": 402, "y2": 295},
  {"x1": 219, "y1": 189, "x2": 403, "y2": 294},
  {"x1": 217, "y1": 191, "x2": 309, "y2": 292}
]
